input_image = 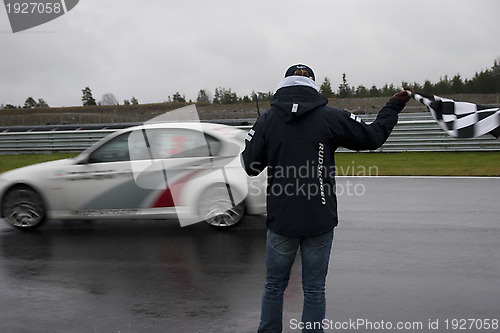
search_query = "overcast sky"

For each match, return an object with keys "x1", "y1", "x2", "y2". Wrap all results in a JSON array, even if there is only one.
[{"x1": 1, "y1": 0, "x2": 499, "y2": 107}]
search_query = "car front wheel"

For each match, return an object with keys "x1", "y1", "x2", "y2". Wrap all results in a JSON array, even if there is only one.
[
  {"x1": 198, "y1": 184, "x2": 245, "y2": 227},
  {"x1": 1, "y1": 185, "x2": 46, "y2": 229}
]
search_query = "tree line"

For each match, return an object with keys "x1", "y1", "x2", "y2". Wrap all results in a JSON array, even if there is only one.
[
  {"x1": 170, "y1": 60, "x2": 500, "y2": 104},
  {"x1": 2, "y1": 60, "x2": 499, "y2": 110},
  {"x1": 320, "y1": 60, "x2": 500, "y2": 99}
]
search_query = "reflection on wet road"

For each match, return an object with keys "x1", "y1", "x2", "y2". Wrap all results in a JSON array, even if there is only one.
[
  {"x1": 1, "y1": 177, "x2": 499, "y2": 333},
  {"x1": 0, "y1": 217, "x2": 269, "y2": 332}
]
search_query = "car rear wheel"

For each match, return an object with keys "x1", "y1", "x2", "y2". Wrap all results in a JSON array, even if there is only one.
[
  {"x1": 198, "y1": 184, "x2": 245, "y2": 227},
  {"x1": 1, "y1": 186, "x2": 46, "y2": 229}
]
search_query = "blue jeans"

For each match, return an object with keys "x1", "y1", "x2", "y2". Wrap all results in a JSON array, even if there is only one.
[{"x1": 258, "y1": 229, "x2": 334, "y2": 333}]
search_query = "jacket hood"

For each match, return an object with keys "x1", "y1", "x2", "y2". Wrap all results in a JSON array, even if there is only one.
[{"x1": 271, "y1": 77, "x2": 328, "y2": 122}]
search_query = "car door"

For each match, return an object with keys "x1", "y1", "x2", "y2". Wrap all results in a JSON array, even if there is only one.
[
  {"x1": 127, "y1": 127, "x2": 223, "y2": 204},
  {"x1": 62, "y1": 131, "x2": 152, "y2": 216}
]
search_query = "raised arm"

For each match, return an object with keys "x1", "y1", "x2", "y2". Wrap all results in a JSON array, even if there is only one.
[{"x1": 333, "y1": 88, "x2": 413, "y2": 151}]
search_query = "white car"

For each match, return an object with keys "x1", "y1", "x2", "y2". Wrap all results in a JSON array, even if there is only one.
[{"x1": 0, "y1": 122, "x2": 267, "y2": 230}]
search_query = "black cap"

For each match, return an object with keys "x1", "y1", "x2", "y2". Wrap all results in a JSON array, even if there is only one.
[{"x1": 285, "y1": 64, "x2": 315, "y2": 81}]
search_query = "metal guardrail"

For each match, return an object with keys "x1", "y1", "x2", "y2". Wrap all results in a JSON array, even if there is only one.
[
  {"x1": 370, "y1": 120, "x2": 500, "y2": 152},
  {"x1": 0, "y1": 113, "x2": 498, "y2": 154},
  {"x1": 0, "y1": 129, "x2": 115, "y2": 154}
]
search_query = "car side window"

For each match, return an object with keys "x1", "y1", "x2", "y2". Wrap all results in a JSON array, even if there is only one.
[
  {"x1": 88, "y1": 132, "x2": 131, "y2": 163},
  {"x1": 137, "y1": 129, "x2": 222, "y2": 159}
]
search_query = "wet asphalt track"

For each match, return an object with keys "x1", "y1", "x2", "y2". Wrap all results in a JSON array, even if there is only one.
[{"x1": 0, "y1": 177, "x2": 499, "y2": 333}]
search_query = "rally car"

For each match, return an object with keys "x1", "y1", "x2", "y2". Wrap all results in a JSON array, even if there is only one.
[{"x1": 0, "y1": 122, "x2": 267, "y2": 230}]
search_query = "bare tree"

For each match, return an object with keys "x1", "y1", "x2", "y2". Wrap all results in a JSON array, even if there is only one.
[{"x1": 100, "y1": 93, "x2": 119, "y2": 105}]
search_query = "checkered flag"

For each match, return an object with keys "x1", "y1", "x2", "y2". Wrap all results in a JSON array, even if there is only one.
[{"x1": 413, "y1": 92, "x2": 500, "y2": 139}]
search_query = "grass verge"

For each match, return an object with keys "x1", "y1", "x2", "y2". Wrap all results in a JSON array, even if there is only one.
[
  {"x1": 335, "y1": 151, "x2": 500, "y2": 176},
  {"x1": 0, "y1": 151, "x2": 499, "y2": 176},
  {"x1": 0, "y1": 153, "x2": 78, "y2": 173}
]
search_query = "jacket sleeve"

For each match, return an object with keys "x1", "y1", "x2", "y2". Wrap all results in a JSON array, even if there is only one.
[
  {"x1": 333, "y1": 98, "x2": 405, "y2": 151},
  {"x1": 242, "y1": 115, "x2": 267, "y2": 176}
]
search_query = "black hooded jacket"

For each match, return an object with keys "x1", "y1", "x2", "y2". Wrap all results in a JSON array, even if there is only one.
[{"x1": 242, "y1": 82, "x2": 405, "y2": 237}]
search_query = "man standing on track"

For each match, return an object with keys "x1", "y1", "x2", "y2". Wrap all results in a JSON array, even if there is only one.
[{"x1": 242, "y1": 64, "x2": 412, "y2": 332}]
